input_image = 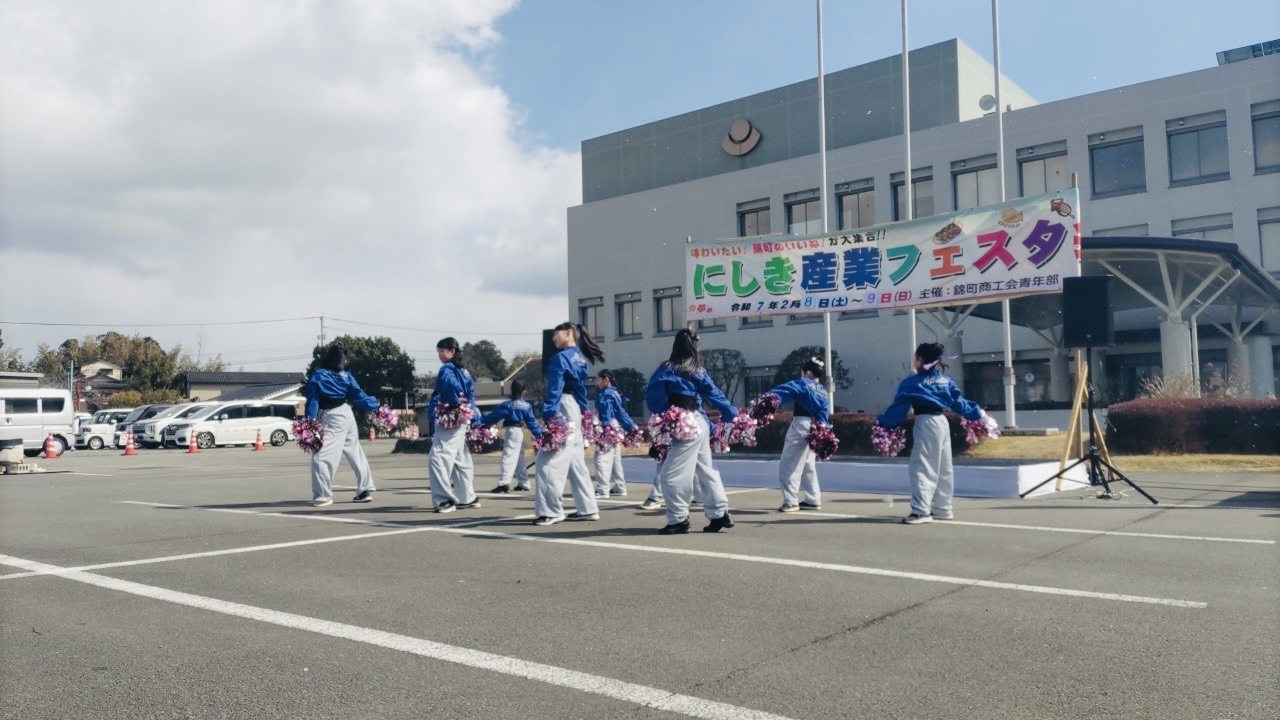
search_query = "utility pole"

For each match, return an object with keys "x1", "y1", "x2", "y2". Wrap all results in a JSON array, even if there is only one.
[{"x1": 319, "y1": 315, "x2": 327, "y2": 347}]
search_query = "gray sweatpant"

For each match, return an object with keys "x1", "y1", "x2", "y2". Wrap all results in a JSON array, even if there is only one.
[
  {"x1": 778, "y1": 417, "x2": 821, "y2": 506},
  {"x1": 534, "y1": 400, "x2": 598, "y2": 520},
  {"x1": 593, "y1": 427, "x2": 626, "y2": 495},
  {"x1": 908, "y1": 414, "x2": 954, "y2": 518},
  {"x1": 496, "y1": 427, "x2": 529, "y2": 488},
  {"x1": 657, "y1": 413, "x2": 728, "y2": 525},
  {"x1": 310, "y1": 405, "x2": 374, "y2": 502},
  {"x1": 428, "y1": 422, "x2": 477, "y2": 507}
]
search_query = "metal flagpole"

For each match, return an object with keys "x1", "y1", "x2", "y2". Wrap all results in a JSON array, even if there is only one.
[
  {"x1": 816, "y1": 0, "x2": 835, "y2": 400},
  {"x1": 992, "y1": 0, "x2": 1017, "y2": 429},
  {"x1": 902, "y1": 0, "x2": 916, "y2": 354}
]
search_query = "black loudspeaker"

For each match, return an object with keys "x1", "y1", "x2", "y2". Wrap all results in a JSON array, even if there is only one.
[
  {"x1": 1062, "y1": 276, "x2": 1115, "y2": 348},
  {"x1": 541, "y1": 329, "x2": 556, "y2": 364}
]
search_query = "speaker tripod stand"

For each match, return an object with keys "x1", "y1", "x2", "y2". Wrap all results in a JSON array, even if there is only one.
[{"x1": 1020, "y1": 346, "x2": 1156, "y2": 503}]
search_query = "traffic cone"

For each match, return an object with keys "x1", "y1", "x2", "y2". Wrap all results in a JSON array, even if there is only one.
[
  {"x1": 252, "y1": 428, "x2": 265, "y2": 452},
  {"x1": 122, "y1": 430, "x2": 138, "y2": 456},
  {"x1": 368, "y1": 426, "x2": 376, "y2": 442},
  {"x1": 43, "y1": 433, "x2": 59, "y2": 459},
  {"x1": 187, "y1": 430, "x2": 200, "y2": 454}
]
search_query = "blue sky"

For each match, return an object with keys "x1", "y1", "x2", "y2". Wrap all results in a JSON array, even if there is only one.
[
  {"x1": 493, "y1": 0, "x2": 1279, "y2": 150},
  {"x1": 0, "y1": 0, "x2": 1275, "y2": 374}
]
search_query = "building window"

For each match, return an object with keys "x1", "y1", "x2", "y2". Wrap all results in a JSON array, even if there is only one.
[
  {"x1": 785, "y1": 190, "x2": 823, "y2": 235},
  {"x1": 1171, "y1": 213, "x2": 1233, "y2": 242},
  {"x1": 577, "y1": 297, "x2": 603, "y2": 341},
  {"x1": 653, "y1": 287, "x2": 682, "y2": 335},
  {"x1": 743, "y1": 372, "x2": 775, "y2": 400},
  {"x1": 1089, "y1": 128, "x2": 1146, "y2": 198},
  {"x1": 1259, "y1": 207, "x2": 1280, "y2": 273},
  {"x1": 952, "y1": 158, "x2": 1000, "y2": 211},
  {"x1": 697, "y1": 318, "x2": 727, "y2": 333},
  {"x1": 836, "y1": 180, "x2": 874, "y2": 230},
  {"x1": 1018, "y1": 142, "x2": 1070, "y2": 196},
  {"x1": 740, "y1": 314, "x2": 774, "y2": 330},
  {"x1": 1093, "y1": 224, "x2": 1150, "y2": 237},
  {"x1": 615, "y1": 292, "x2": 641, "y2": 339},
  {"x1": 891, "y1": 174, "x2": 933, "y2": 220},
  {"x1": 1167, "y1": 112, "x2": 1229, "y2": 186},
  {"x1": 738, "y1": 199, "x2": 771, "y2": 236},
  {"x1": 1253, "y1": 101, "x2": 1280, "y2": 174}
]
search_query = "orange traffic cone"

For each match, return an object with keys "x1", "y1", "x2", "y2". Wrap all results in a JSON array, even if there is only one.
[
  {"x1": 187, "y1": 430, "x2": 200, "y2": 454},
  {"x1": 43, "y1": 433, "x2": 59, "y2": 459},
  {"x1": 122, "y1": 430, "x2": 138, "y2": 456},
  {"x1": 252, "y1": 428, "x2": 265, "y2": 452},
  {"x1": 368, "y1": 426, "x2": 376, "y2": 442}
]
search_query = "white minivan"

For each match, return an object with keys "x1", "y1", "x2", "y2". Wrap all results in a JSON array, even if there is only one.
[
  {"x1": 77, "y1": 408, "x2": 135, "y2": 450},
  {"x1": 167, "y1": 401, "x2": 297, "y2": 449},
  {"x1": 0, "y1": 388, "x2": 76, "y2": 456}
]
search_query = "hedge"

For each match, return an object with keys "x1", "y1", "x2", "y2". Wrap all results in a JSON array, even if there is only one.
[{"x1": 1105, "y1": 398, "x2": 1280, "y2": 454}]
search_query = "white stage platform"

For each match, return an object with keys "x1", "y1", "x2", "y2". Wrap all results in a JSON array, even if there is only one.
[{"x1": 621, "y1": 456, "x2": 1089, "y2": 499}]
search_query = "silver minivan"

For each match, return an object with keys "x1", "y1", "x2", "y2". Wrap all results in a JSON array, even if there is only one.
[{"x1": 0, "y1": 388, "x2": 76, "y2": 456}]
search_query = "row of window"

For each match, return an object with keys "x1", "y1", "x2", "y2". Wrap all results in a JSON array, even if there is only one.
[{"x1": 737, "y1": 102, "x2": 1280, "y2": 237}]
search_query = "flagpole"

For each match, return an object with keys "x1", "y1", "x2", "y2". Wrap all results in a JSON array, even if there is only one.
[
  {"x1": 993, "y1": 0, "x2": 1017, "y2": 429},
  {"x1": 816, "y1": 0, "x2": 835, "y2": 400},
  {"x1": 902, "y1": 0, "x2": 916, "y2": 355}
]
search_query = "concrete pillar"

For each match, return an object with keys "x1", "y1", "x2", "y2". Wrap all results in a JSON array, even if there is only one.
[
  {"x1": 1049, "y1": 349, "x2": 1071, "y2": 402},
  {"x1": 1226, "y1": 339, "x2": 1250, "y2": 397},
  {"x1": 1246, "y1": 335, "x2": 1276, "y2": 399},
  {"x1": 1159, "y1": 317, "x2": 1193, "y2": 384},
  {"x1": 946, "y1": 330, "x2": 964, "y2": 393}
]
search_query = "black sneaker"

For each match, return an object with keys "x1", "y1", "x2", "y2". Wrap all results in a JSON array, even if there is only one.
[
  {"x1": 513, "y1": 485, "x2": 531, "y2": 492},
  {"x1": 434, "y1": 501, "x2": 456, "y2": 514},
  {"x1": 456, "y1": 499, "x2": 482, "y2": 510},
  {"x1": 658, "y1": 519, "x2": 691, "y2": 535},
  {"x1": 532, "y1": 515, "x2": 562, "y2": 527},
  {"x1": 778, "y1": 503, "x2": 800, "y2": 513},
  {"x1": 703, "y1": 512, "x2": 734, "y2": 533},
  {"x1": 353, "y1": 490, "x2": 374, "y2": 503},
  {"x1": 798, "y1": 501, "x2": 822, "y2": 511},
  {"x1": 567, "y1": 511, "x2": 600, "y2": 521},
  {"x1": 489, "y1": 485, "x2": 511, "y2": 494},
  {"x1": 901, "y1": 513, "x2": 932, "y2": 525},
  {"x1": 609, "y1": 488, "x2": 627, "y2": 496}
]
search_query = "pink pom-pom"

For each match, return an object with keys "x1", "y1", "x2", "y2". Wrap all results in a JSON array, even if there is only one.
[
  {"x1": 292, "y1": 418, "x2": 324, "y2": 454},
  {"x1": 806, "y1": 422, "x2": 839, "y2": 461},
  {"x1": 436, "y1": 403, "x2": 474, "y2": 430},
  {"x1": 581, "y1": 410, "x2": 601, "y2": 447},
  {"x1": 748, "y1": 393, "x2": 780, "y2": 426},
  {"x1": 534, "y1": 416, "x2": 570, "y2": 453},
  {"x1": 466, "y1": 424, "x2": 500, "y2": 453},
  {"x1": 871, "y1": 423, "x2": 907, "y2": 457},
  {"x1": 595, "y1": 422, "x2": 627, "y2": 450},
  {"x1": 369, "y1": 406, "x2": 399, "y2": 434},
  {"x1": 621, "y1": 427, "x2": 647, "y2": 448}
]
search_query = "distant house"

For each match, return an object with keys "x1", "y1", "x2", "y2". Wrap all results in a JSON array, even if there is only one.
[
  {"x1": 0, "y1": 371, "x2": 42, "y2": 389},
  {"x1": 79, "y1": 360, "x2": 123, "y2": 381},
  {"x1": 183, "y1": 372, "x2": 304, "y2": 401},
  {"x1": 215, "y1": 382, "x2": 304, "y2": 403}
]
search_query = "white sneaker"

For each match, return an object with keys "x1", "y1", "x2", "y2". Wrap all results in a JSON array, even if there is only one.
[
  {"x1": 312, "y1": 498, "x2": 333, "y2": 507},
  {"x1": 933, "y1": 512, "x2": 955, "y2": 520}
]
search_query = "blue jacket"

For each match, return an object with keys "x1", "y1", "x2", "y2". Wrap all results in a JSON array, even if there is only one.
[
  {"x1": 542, "y1": 347, "x2": 590, "y2": 421},
  {"x1": 480, "y1": 399, "x2": 543, "y2": 438},
  {"x1": 877, "y1": 368, "x2": 983, "y2": 428},
  {"x1": 594, "y1": 386, "x2": 637, "y2": 432},
  {"x1": 768, "y1": 377, "x2": 831, "y2": 425},
  {"x1": 305, "y1": 369, "x2": 379, "y2": 419},
  {"x1": 429, "y1": 362, "x2": 478, "y2": 427},
  {"x1": 645, "y1": 363, "x2": 737, "y2": 423}
]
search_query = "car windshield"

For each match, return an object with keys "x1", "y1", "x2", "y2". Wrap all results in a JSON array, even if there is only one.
[
  {"x1": 91, "y1": 412, "x2": 111, "y2": 423},
  {"x1": 152, "y1": 405, "x2": 189, "y2": 420},
  {"x1": 176, "y1": 404, "x2": 211, "y2": 419}
]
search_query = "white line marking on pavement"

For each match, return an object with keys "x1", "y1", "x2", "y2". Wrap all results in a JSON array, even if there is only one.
[
  {"x1": 757, "y1": 509, "x2": 1274, "y2": 545},
  {"x1": 0, "y1": 553, "x2": 797, "y2": 720},
  {"x1": 6, "y1": 501, "x2": 1207, "y2": 608}
]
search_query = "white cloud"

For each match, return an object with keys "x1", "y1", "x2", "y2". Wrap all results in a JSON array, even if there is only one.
[{"x1": 0, "y1": 0, "x2": 578, "y2": 372}]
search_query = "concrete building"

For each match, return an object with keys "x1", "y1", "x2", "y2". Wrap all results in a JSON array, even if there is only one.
[{"x1": 566, "y1": 39, "x2": 1280, "y2": 423}]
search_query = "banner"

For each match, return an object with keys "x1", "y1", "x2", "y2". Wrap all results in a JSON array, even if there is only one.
[{"x1": 685, "y1": 189, "x2": 1081, "y2": 320}]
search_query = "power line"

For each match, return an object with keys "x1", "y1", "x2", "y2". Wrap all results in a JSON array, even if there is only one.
[
  {"x1": 0, "y1": 317, "x2": 319, "y2": 328},
  {"x1": 327, "y1": 316, "x2": 543, "y2": 337}
]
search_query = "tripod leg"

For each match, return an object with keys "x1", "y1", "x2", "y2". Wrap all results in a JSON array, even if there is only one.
[{"x1": 1096, "y1": 456, "x2": 1159, "y2": 505}]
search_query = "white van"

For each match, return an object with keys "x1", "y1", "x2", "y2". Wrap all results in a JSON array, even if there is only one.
[
  {"x1": 134, "y1": 402, "x2": 217, "y2": 448},
  {"x1": 76, "y1": 408, "x2": 135, "y2": 450},
  {"x1": 167, "y1": 401, "x2": 297, "y2": 449},
  {"x1": 0, "y1": 388, "x2": 76, "y2": 456}
]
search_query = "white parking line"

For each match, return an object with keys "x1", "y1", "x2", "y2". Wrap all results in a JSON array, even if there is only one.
[
  {"x1": 0, "y1": 553, "x2": 797, "y2": 720},
  {"x1": 4, "y1": 501, "x2": 1208, "y2": 607}
]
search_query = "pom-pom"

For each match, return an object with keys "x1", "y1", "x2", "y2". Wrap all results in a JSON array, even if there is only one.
[
  {"x1": 806, "y1": 422, "x2": 839, "y2": 461},
  {"x1": 466, "y1": 424, "x2": 500, "y2": 453},
  {"x1": 648, "y1": 441, "x2": 670, "y2": 462},
  {"x1": 436, "y1": 402, "x2": 473, "y2": 430},
  {"x1": 748, "y1": 393, "x2": 781, "y2": 426},
  {"x1": 369, "y1": 406, "x2": 399, "y2": 434},
  {"x1": 581, "y1": 410, "x2": 600, "y2": 447},
  {"x1": 534, "y1": 416, "x2": 570, "y2": 453},
  {"x1": 871, "y1": 423, "x2": 907, "y2": 457},
  {"x1": 621, "y1": 427, "x2": 647, "y2": 448},
  {"x1": 709, "y1": 413, "x2": 757, "y2": 454},
  {"x1": 595, "y1": 422, "x2": 627, "y2": 450},
  {"x1": 647, "y1": 406, "x2": 701, "y2": 445},
  {"x1": 292, "y1": 418, "x2": 324, "y2": 454},
  {"x1": 962, "y1": 416, "x2": 1001, "y2": 445}
]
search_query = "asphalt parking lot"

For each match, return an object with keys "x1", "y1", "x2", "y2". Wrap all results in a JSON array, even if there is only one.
[{"x1": 2, "y1": 445, "x2": 1277, "y2": 720}]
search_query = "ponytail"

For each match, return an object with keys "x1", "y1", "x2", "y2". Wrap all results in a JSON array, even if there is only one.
[{"x1": 575, "y1": 323, "x2": 606, "y2": 365}]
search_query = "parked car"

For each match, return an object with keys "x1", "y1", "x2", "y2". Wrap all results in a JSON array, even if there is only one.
[
  {"x1": 133, "y1": 402, "x2": 217, "y2": 448},
  {"x1": 76, "y1": 408, "x2": 134, "y2": 450},
  {"x1": 113, "y1": 404, "x2": 173, "y2": 448},
  {"x1": 0, "y1": 388, "x2": 75, "y2": 456},
  {"x1": 167, "y1": 401, "x2": 298, "y2": 450}
]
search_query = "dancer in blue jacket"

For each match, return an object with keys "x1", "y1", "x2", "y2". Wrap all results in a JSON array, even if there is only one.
[
  {"x1": 644, "y1": 328, "x2": 735, "y2": 535},
  {"x1": 427, "y1": 337, "x2": 482, "y2": 513},
  {"x1": 304, "y1": 342, "x2": 379, "y2": 506},
  {"x1": 532, "y1": 322, "x2": 605, "y2": 527},
  {"x1": 481, "y1": 380, "x2": 542, "y2": 493},
  {"x1": 763, "y1": 357, "x2": 831, "y2": 512},
  {"x1": 593, "y1": 369, "x2": 637, "y2": 497},
  {"x1": 878, "y1": 342, "x2": 993, "y2": 524}
]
